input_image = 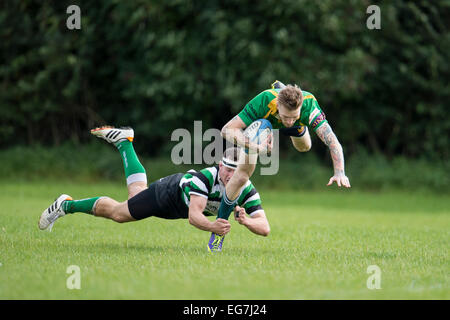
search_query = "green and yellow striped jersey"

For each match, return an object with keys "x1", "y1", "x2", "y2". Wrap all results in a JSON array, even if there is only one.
[{"x1": 179, "y1": 166, "x2": 263, "y2": 216}]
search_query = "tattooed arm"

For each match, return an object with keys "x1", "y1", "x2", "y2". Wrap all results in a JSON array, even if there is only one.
[{"x1": 315, "y1": 123, "x2": 351, "y2": 188}]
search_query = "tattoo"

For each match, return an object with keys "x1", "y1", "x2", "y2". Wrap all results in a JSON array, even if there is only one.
[
  {"x1": 233, "y1": 135, "x2": 250, "y2": 149},
  {"x1": 315, "y1": 123, "x2": 345, "y2": 174}
]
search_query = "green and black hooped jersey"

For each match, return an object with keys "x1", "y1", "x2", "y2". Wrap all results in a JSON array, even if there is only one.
[
  {"x1": 179, "y1": 166, "x2": 263, "y2": 217},
  {"x1": 237, "y1": 87, "x2": 328, "y2": 132}
]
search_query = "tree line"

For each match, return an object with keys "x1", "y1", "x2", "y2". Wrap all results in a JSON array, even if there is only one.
[{"x1": 1, "y1": 0, "x2": 448, "y2": 160}]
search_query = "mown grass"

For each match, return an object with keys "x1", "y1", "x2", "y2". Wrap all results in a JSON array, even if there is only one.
[{"x1": 0, "y1": 181, "x2": 448, "y2": 299}]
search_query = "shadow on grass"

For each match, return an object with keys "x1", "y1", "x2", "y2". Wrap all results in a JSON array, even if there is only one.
[{"x1": 55, "y1": 241, "x2": 279, "y2": 257}]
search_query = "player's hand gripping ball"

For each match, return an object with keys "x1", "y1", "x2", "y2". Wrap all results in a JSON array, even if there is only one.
[{"x1": 242, "y1": 119, "x2": 273, "y2": 155}]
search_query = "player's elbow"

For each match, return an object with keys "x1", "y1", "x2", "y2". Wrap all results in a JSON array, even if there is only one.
[
  {"x1": 294, "y1": 140, "x2": 312, "y2": 152},
  {"x1": 188, "y1": 214, "x2": 198, "y2": 227},
  {"x1": 260, "y1": 226, "x2": 270, "y2": 237},
  {"x1": 221, "y1": 121, "x2": 243, "y2": 139},
  {"x1": 221, "y1": 125, "x2": 231, "y2": 139},
  {"x1": 295, "y1": 144, "x2": 311, "y2": 152},
  {"x1": 291, "y1": 137, "x2": 312, "y2": 152},
  {"x1": 188, "y1": 211, "x2": 198, "y2": 227}
]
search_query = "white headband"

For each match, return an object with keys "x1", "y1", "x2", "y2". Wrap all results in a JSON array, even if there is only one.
[{"x1": 221, "y1": 157, "x2": 238, "y2": 169}]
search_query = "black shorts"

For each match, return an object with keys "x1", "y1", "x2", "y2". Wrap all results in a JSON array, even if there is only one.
[{"x1": 127, "y1": 173, "x2": 189, "y2": 220}]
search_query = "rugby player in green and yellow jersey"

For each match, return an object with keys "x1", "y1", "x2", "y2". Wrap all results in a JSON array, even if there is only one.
[
  {"x1": 38, "y1": 126, "x2": 269, "y2": 253},
  {"x1": 208, "y1": 81, "x2": 350, "y2": 251}
]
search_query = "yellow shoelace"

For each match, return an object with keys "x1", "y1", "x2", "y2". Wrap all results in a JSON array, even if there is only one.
[{"x1": 212, "y1": 235, "x2": 223, "y2": 250}]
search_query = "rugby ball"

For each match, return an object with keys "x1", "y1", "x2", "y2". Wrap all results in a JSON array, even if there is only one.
[{"x1": 243, "y1": 119, "x2": 273, "y2": 154}]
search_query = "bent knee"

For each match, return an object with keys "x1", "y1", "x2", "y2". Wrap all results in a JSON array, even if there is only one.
[
  {"x1": 297, "y1": 144, "x2": 311, "y2": 152},
  {"x1": 111, "y1": 203, "x2": 134, "y2": 223},
  {"x1": 128, "y1": 185, "x2": 148, "y2": 199}
]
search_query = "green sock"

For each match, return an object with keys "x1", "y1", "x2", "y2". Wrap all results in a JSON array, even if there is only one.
[
  {"x1": 63, "y1": 197, "x2": 101, "y2": 214},
  {"x1": 116, "y1": 140, "x2": 147, "y2": 185},
  {"x1": 217, "y1": 192, "x2": 237, "y2": 220}
]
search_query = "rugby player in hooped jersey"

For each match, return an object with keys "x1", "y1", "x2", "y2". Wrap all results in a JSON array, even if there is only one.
[
  {"x1": 209, "y1": 81, "x2": 351, "y2": 251},
  {"x1": 38, "y1": 126, "x2": 269, "y2": 252}
]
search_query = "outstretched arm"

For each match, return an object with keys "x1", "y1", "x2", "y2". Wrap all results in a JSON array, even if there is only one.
[
  {"x1": 234, "y1": 206, "x2": 270, "y2": 236},
  {"x1": 314, "y1": 122, "x2": 351, "y2": 188},
  {"x1": 188, "y1": 195, "x2": 231, "y2": 235}
]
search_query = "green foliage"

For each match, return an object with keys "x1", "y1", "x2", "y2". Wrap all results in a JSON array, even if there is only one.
[{"x1": 0, "y1": 0, "x2": 448, "y2": 160}]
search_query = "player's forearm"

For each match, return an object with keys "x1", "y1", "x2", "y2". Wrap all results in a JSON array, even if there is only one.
[
  {"x1": 188, "y1": 210, "x2": 213, "y2": 232},
  {"x1": 328, "y1": 141, "x2": 345, "y2": 175},
  {"x1": 243, "y1": 216, "x2": 270, "y2": 236},
  {"x1": 222, "y1": 125, "x2": 264, "y2": 154},
  {"x1": 315, "y1": 123, "x2": 346, "y2": 175},
  {"x1": 221, "y1": 126, "x2": 252, "y2": 150}
]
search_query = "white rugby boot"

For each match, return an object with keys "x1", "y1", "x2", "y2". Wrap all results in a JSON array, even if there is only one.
[
  {"x1": 90, "y1": 126, "x2": 134, "y2": 145},
  {"x1": 38, "y1": 194, "x2": 73, "y2": 231}
]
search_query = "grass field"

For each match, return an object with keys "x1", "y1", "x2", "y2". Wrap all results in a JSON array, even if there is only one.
[{"x1": 0, "y1": 180, "x2": 448, "y2": 299}]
